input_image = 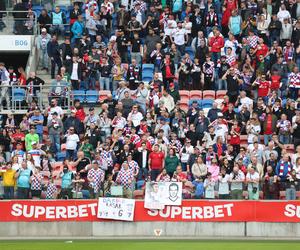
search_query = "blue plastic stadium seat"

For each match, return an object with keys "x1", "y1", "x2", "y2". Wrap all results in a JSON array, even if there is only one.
[
  {"x1": 202, "y1": 99, "x2": 214, "y2": 109},
  {"x1": 73, "y1": 90, "x2": 86, "y2": 103},
  {"x1": 12, "y1": 88, "x2": 26, "y2": 102},
  {"x1": 86, "y1": 90, "x2": 99, "y2": 103},
  {"x1": 142, "y1": 69, "x2": 154, "y2": 77},
  {"x1": 142, "y1": 64, "x2": 154, "y2": 71},
  {"x1": 188, "y1": 99, "x2": 202, "y2": 108}
]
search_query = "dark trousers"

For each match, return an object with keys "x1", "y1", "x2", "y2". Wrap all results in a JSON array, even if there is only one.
[
  {"x1": 71, "y1": 80, "x2": 80, "y2": 90},
  {"x1": 150, "y1": 169, "x2": 160, "y2": 181},
  {"x1": 50, "y1": 57, "x2": 62, "y2": 79},
  {"x1": 4, "y1": 186, "x2": 14, "y2": 199},
  {"x1": 66, "y1": 149, "x2": 76, "y2": 161},
  {"x1": 17, "y1": 187, "x2": 30, "y2": 199}
]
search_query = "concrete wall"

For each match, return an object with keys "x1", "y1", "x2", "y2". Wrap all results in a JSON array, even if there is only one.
[{"x1": 0, "y1": 222, "x2": 300, "y2": 238}]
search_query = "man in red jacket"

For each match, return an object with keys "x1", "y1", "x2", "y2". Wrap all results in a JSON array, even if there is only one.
[
  {"x1": 209, "y1": 28, "x2": 224, "y2": 64},
  {"x1": 74, "y1": 99, "x2": 86, "y2": 122},
  {"x1": 254, "y1": 74, "x2": 271, "y2": 103},
  {"x1": 148, "y1": 144, "x2": 165, "y2": 181}
]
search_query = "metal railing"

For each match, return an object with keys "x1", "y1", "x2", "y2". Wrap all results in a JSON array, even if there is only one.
[
  {"x1": 0, "y1": 84, "x2": 71, "y2": 114},
  {"x1": 5, "y1": 0, "x2": 57, "y2": 10},
  {"x1": 0, "y1": 10, "x2": 38, "y2": 35}
]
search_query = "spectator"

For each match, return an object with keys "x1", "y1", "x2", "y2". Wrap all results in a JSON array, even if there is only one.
[
  {"x1": 30, "y1": 166, "x2": 43, "y2": 199},
  {"x1": 246, "y1": 166, "x2": 260, "y2": 200},
  {"x1": 25, "y1": 125, "x2": 39, "y2": 151},
  {"x1": 50, "y1": 6, "x2": 66, "y2": 37},
  {"x1": 47, "y1": 35, "x2": 62, "y2": 79},
  {"x1": 47, "y1": 111, "x2": 63, "y2": 154},
  {"x1": 165, "y1": 148, "x2": 179, "y2": 178},
  {"x1": 116, "y1": 161, "x2": 134, "y2": 198},
  {"x1": 65, "y1": 126, "x2": 80, "y2": 160},
  {"x1": 36, "y1": 28, "x2": 51, "y2": 71},
  {"x1": 149, "y1": 144, "x2": 165, "y2": 181},
  {"x1": 230, "y1": 165, "x2": 245, "y2": 200},
  {"x1": 87, "y1": 161, "x2": 104, "y2": 198},
  {"x1": 0, "y1": 162, "x2": 16, "y2": 199},
  {"x1": 37, "y1": 9, "x2": 51, "y2": 33},
  {"x1": 15, "y1": 161, "x2": 32, "y2": 199}
]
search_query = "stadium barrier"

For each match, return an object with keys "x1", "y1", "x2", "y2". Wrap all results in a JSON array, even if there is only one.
[{"x1": 1, "y1": 200, "x2": 300, "y2": 238}]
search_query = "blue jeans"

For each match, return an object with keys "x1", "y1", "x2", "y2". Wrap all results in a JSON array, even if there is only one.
[
  {"x1": 150, "y1": 169, "x2": 160, "y2": 181},
  {"x1": 206, "y1": 27, "x2": 213, "y2": 36},
  {"x1": 88, "y1": 76, "x2": 97, "y2": 90},
  {"x1": 4, "y1": 186, "x2": 14, "y2": 199},
  {"x1": 264, "y1": 134, "x2": 272, "y2": 145},
  {"x1": 279, "y1": 134, "x2": 290, "y2": 144},
  {"x1": 99, "y1": 77, "x2": 111, "y2": 90},
  {"x1": 137, "y1": 167, "x2": 148, "y2": 181},
  {"x1": 211, "y1": 52, "x2": 221, "y2": 65},
  {"x1": 286, "y1": 187, "x2": 296, "y2": 200},
  {"x1": 218, "y1": 79, "x2": 227, "y2": 90},
  {"x1": 289, "y1": 87, "x2": 299, "y2": 100},
  {"x1": 66, "y1": 149, "x2": 76, "y2": 161},
  {"x1": 40, "y1": 49, "x2": 49, "y2": 69},
  {"x1": 49, "y1": 133, "x2": 61, "y2": 153},
  {"x1": 50, "y1": 24, "x2": 65, "y2": 37}
]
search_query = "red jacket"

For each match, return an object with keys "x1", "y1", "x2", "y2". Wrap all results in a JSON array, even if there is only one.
[
  {"x1": 209, "y1": 35, "x2": 224, "y2": 53},
  {"x1": 75, "y1": 107, "x2": 86, "y2": 122}
]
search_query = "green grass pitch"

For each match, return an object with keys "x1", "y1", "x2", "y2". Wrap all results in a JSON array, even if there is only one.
[{"x1": 1, "y1": 240, "x2": 300, "y2": 250}]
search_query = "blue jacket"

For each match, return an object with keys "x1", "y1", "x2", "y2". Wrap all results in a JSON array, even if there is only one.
[{"x1": 71, "y1": 20, "x2": 85, "y2": 42}]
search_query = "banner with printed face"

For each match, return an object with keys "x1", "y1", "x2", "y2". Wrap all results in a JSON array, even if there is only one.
[
  {"x1": 144, "y1": 182, "x2": 183, "y2": 209},
  {"x1": 97, "y1": 197, "x2": 135, "y2": 221},
  {"x1": 1, "y1": 200, "x2": 300, "y2": 222}
]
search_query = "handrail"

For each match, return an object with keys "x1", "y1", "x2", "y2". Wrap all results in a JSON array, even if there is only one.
[{"x1": 0, "y1": 10, "x2": 38, "y2": 35}]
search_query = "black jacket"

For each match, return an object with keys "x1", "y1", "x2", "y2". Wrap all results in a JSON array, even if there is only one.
[
  {"x1": 47, "y1": 40, "x2": 60, "y2": 58},
  {"x1": 133, "y1": 149, "x2": 150, "y2": 170}
]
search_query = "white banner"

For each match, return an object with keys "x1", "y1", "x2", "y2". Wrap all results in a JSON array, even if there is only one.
[
  {"x1": 0, "y1": 36, "x2": 31, "y2": 51},
  {"x1": 145, "y1": 182, "x2": 183, "y2": 209},
  {"x1": 97, "y1": 197, "x2": 135, "y2": 221}
]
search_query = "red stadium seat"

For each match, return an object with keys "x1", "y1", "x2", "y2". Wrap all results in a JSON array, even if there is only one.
[
  {"x1": 240, "y1": 135, "x2": 248, "y2": 145},
  {"x1": 216, "y1": 90, "x2": 227, "y2": 99},
  {"x1": 203, "y1": 90, "x2": 215, "y2": 99},
  {"x1": 179, "y1": 90, "x2": 190, "y2": 99},
  {"x1": 190, "y1": 90, "x2": 202, "y2": 100},
  {"x1": 51, "y1": 162, "x2": 63, "y2": 171},
  {"x1": 179, "y1": 99, "x2": 189, "y2": 112},
  {"x1": 99, "y1": 90, "x2": 111, "y2": 101}
]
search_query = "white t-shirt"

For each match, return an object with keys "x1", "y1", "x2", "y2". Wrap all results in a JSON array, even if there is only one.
[
  {"x1": 218, "y1": 174, "x2": 230, "y2": 194},
  {"x1": 66, "y1": 134, "x2": 80, "y2": 150},
  {"x1": 214, "y1": 124, "x2": 228, "y2": 141},
  {"x1": 48, "y1": 106, "x2": 63, "y2": 121},
  {"x1": 239, "y1": 97, "x2": 253, "y2": 111},
  {"x1": 71, "y1": 63, "x2": 79, "y2": 80},
  {"x1": 173, "y1": 28, "x2": 186, "y2": 46}
]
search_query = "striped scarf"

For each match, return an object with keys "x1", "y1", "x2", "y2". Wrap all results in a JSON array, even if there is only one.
[{"x1": 279, "y1": 161, "x2": 291, "y2": 176}]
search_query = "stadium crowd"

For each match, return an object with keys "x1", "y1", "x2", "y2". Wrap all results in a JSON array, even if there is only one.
[{"x1": 0, "y1": 0, "x2": 300, "y2": 201}]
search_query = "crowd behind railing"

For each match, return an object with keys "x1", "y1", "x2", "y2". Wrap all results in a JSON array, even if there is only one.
[{"x1": 0, "y1": 0, "x2": 300, "y2": 201}]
